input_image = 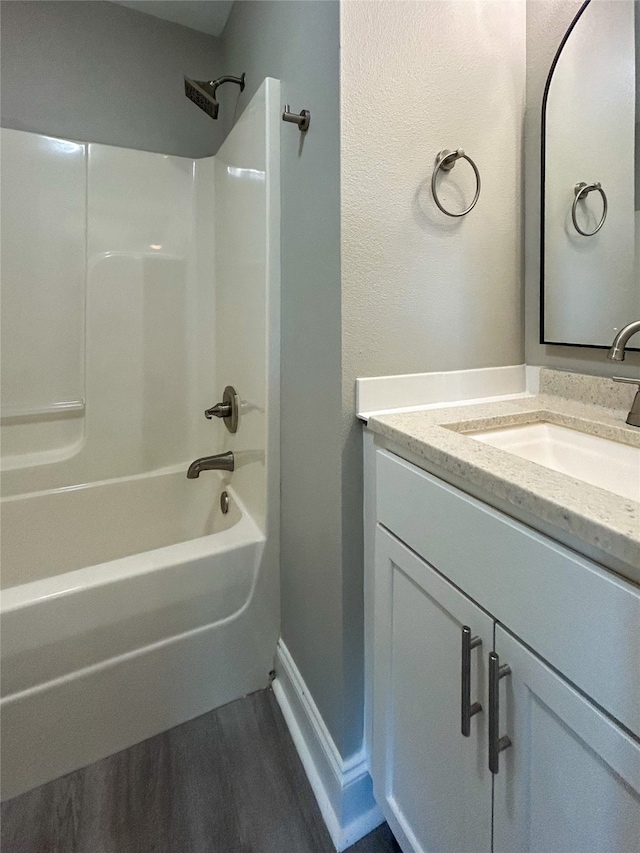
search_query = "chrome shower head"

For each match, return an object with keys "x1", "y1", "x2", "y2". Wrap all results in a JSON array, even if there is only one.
[
  {"x1": 184, "y1": 74, "x2": 245, "y2": 120},
  {"x1": 184, "y1": 77, "x2": 219, "y2": 119}
]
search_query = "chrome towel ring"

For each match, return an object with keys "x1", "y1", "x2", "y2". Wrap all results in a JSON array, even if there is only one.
[
  {"x1": 571, "y1": 182, "x2": 607, "y2": 236},
  {"x1": 431, "y1": 148, "x2": 481, "y2": 217}
]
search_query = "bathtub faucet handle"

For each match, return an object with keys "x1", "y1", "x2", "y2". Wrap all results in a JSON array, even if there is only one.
[
  {"x1": 204, "y1": 402, "x2": 231, "y2": 420},
  {"x1": 204, "y1": 386, "x2": 239, "y2": 433}
]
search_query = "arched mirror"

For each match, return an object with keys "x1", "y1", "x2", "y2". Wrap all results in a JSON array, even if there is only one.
[{"x1": 541, "y1": 0, "x2": 640, "y2": 349}]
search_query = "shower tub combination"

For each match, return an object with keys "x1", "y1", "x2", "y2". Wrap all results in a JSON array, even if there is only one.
[
  {"x1": 1, "y1": 472, "x2": 269, "y2": 801},
  {"x1": 0, "y1": 79, "x2": 280, "y2": 801}
]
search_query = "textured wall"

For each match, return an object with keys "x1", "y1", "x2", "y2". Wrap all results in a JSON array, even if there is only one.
[
  {"x1": 339, "y1": 0, "x2": 526, "y2": 768},
  {"x1": 0, "y1": 1, "x2": 225, "y2": 157},
  {"x1": 220, "y1": 2, "x2": 349, "y2": 754},
  {"x1": 524, "y1": 0, "x2": 640, "y2": 375},
  {"x1": 341, "y1": 0, "x2": 525, "y2": 386}
]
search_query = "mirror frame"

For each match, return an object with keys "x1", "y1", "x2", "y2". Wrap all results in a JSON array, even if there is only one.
[{"x1": 539, "y1": 0, "x2": 639, "y2": 350}]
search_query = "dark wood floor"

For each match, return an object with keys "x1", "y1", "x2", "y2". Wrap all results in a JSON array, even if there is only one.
[{"x1": 1, "y1": 688, "x2": 399, "y2": 853}]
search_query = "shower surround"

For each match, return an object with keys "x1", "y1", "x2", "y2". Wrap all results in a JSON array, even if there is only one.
[{"x1": 0, "y1": 79, "x2": 280, "y2": 800}]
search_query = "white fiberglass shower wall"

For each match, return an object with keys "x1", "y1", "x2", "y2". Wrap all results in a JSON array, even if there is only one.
[{"x1": 0, "y1": 79, "x2": 280, "y2": 800}]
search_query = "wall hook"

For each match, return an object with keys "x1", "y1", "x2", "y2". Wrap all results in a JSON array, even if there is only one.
[{"x1": 282, "y1": 105, "x2": 310, "y2": 132}]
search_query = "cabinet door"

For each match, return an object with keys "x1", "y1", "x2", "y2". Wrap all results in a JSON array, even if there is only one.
[
  {"x1": 493, "y1": 625, "x2": 640, "y2": 853},
  {"x1": 372, "y1": 526, "x2": 493, "y2": 853}
]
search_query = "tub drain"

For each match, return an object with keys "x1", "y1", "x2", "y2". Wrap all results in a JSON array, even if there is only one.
[{"x1": 220, "y1": 490, "x2": 230, "y2": 514}]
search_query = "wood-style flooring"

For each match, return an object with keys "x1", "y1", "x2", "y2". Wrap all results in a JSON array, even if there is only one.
[{"x1": 1, "y1": 688, "x2": 399, "y2": 853}]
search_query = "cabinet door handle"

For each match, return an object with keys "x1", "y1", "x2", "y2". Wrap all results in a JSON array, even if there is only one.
[
  {"x1": 461, "y1": 626, "x2": 482, "y2": 737},
  {"x1": 488, "y1": 652, "x2": 512, "y2": 774}
]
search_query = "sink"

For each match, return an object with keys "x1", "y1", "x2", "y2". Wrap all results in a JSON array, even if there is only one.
[{"x1": 467, "y1": 421, "x2": 640, "y2": 502}]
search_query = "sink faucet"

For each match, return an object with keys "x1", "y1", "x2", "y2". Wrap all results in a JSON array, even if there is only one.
[
  {"x1": 608, "y1": 321, "x2": 640, "y2": 426},
  {"x1": 611, "y1": 377, "x2": 640, "y2": 427},
  {"x1": 187, "y1": 451, "x2": 234, "y2": 479},
  {"x1": 607, "y1": 320, "x2": 640, "y2": 362}
]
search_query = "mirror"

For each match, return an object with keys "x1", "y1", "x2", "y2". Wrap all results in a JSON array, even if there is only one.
[{"x1": 541, "y1": 0, "x2": 640, "y2": 349}]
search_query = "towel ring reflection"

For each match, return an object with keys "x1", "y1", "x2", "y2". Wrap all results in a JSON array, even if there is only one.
[
  {"x1": 571, "y1": 182, "x2": 607, "y2": 236},
  {"x1": 431, "y1": 148, "x2": 481, "y2": 217}
]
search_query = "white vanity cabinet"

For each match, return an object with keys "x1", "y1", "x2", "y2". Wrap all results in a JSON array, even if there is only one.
[
  {"x1": 493, "y1": 626, "x2": 640, "y2": 853},
  {"x1": 373, "y1": 528, "x2": 493, "y2": 853},
  {"x1": 369, "y1": 446, "x2": 640, "y2": 853}
]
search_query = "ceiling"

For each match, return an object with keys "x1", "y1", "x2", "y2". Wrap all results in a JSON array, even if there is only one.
[{"x1": 112, "y1": 1, "x2": 234, "y2": 37}]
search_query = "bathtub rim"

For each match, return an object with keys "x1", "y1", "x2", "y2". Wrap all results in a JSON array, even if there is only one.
[
  {"x1": 1, "y1": 480, "x2": 264, "y2": 612},
  {"x1": 1, "y1": 460, "x2": 220, "y2": 501}
]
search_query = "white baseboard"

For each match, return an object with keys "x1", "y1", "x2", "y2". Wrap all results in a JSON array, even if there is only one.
[{"x1": 273, "y1": 640, "x2": 384, "y2": 851}]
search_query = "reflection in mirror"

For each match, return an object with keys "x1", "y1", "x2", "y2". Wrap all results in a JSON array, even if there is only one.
[{"x1": 542, "y1": 0, "x2": 640, "y2": 348}]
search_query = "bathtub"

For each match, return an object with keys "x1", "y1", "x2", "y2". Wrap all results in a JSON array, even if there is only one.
[{"x1": 0, "y1": 466, "x2": 274, "y2": 801}]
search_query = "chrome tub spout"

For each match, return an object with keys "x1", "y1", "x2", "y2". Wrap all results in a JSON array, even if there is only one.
[{"x1": 187, "y1": 451, "x2": 234, "y2": 479}]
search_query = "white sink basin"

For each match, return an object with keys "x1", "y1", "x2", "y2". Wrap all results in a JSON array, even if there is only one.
[{"x1": 468, "y1": 421, "x2": 640, "y2": 502}]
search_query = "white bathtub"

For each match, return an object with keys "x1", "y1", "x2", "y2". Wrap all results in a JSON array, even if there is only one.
[{"x1": 0, "y1": 466, "x2": 273, "y2": 801}]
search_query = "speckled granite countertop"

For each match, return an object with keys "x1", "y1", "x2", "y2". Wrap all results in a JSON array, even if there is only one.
[{"x1": 367, "y1": 369, "x2": 640, "y2": 581}]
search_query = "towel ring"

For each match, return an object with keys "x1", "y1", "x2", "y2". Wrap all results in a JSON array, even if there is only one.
[
  {"x1": 431, "y1": 148, "x2": 481, "y2": 217},
  {"x1": 571, "y1": 182, "x2": 607, "y2": 236}
]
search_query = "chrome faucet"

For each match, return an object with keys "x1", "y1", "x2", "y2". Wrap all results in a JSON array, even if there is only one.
[
  {"x1": 611, "y1": 376, "x2": 640, "y2": 427},
  {"x1": 607, "y1": 321, "x2": 640, "y2": 427},
  {"x1": 607, "y1": 320, "x2": 640, "y2": 362},
  {"x1": 187, "y1": 451, "x2": 234, "y2": 479}
]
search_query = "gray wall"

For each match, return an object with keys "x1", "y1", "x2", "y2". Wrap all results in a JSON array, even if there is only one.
[
  {"x1": 0, "y1": 1, "x2": 225, "y2": 157},
  {"x1": 524, "y1": 0, "x2": 640, "y2": 376},
  {"x1": 636, "y1": 0, "x2": 640, "y2": 211},
  {"x1": 224, "y1": 0, "x2": 528, "y2": 764},
  {"x1": 220, "y1": 3, "x2": 350, "y2": 754}
]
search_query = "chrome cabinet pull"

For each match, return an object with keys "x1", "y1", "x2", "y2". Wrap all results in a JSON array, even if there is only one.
[
  {"x1": 461, "y1": 626, "x2": 482, "y2": 737},
  {"x1": 488, "y1": 652, "x2": 512, "y2": 774}
]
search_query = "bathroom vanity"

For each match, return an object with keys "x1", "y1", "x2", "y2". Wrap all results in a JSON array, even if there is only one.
[{"x1": 362, "y1": 370, "x2": 640, "y2": 853}]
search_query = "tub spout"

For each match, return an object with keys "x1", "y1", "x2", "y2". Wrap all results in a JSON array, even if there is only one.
[{"x1": 187, "y1": 451, "x2": 234, "y2": 479}]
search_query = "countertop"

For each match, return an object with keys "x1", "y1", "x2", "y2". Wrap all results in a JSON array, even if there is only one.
[{"x1": 366, "y1": 370, "x2": 640, "y2": 582}]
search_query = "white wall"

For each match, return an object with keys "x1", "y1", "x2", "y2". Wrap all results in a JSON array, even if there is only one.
[
  {"x1": 212, "y1": 79, "x2": 281, "y2": 537},
  {"x1": 0, "y1": 131, "x2": 86, "y2": 459},
  {"x1": 0, "y1": 129, "x2": 210, "y2": 492},
  {"x1": 1, "y1": 95, "x2": 279, "y2": 528}
]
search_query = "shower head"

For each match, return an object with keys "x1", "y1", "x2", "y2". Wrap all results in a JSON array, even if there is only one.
[
  {"x1": 184, "y1": 77, "x2": 220, "y2": 120},
  {"x1": 184, "y1": 73, "x2": 246, "y2": 120}
]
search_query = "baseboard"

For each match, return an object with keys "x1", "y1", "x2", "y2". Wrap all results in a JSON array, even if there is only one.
[{"x1": 273, "y1": 640, "x2": 384, "y2": 851}]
